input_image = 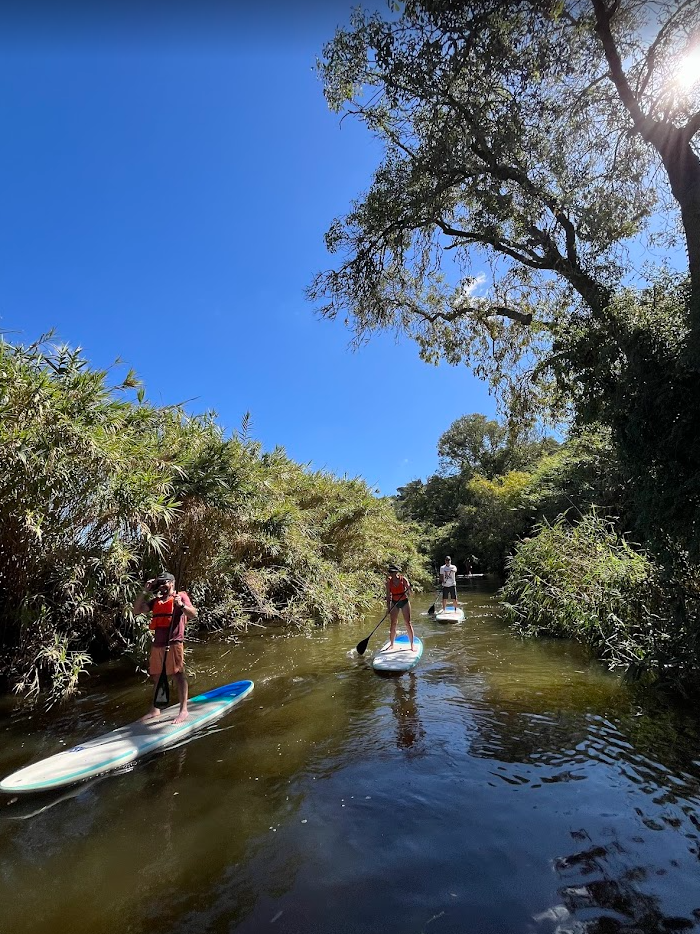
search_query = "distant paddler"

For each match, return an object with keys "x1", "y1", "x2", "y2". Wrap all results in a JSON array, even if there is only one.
[
  {"x1": 386, "y1": 565, "x2": 416, "y2": 651},
  {"x1": 134, "y1": 571, "x2": 198, "y2": 724},
  {"x1": 439, "y1": 555, "x2": 458, "y2": 612}
]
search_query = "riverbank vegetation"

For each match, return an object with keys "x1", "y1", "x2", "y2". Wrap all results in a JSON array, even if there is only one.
[
  {"x1": 0, "y1": 337, "x2": 423, "y2": 704},
  {"x1": 314, "y1": 1, "x2": 700, "y2": 695},
  {"x1": 501, "y1": 514, "x2": 700, "y2": 683}
]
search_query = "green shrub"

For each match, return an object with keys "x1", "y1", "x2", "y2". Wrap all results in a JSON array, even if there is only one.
[
  {"x1": 502, "y1": 513, "x2": 700, "y2": 693},
  {"x1": 0, "y1": 337, "x2": 425, "y2": 703},
  {"x1": 501, "y1": 514, "x2": 670, "y2": 672}
]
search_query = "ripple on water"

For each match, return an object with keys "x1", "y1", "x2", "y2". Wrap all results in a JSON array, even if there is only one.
[{"x1": 4, "y1": 583, "x2": 700, "y2": 934}]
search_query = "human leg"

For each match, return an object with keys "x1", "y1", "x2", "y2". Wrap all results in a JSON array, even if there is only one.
[
  {"x1": 142, "y1": 648, "x2": 164, "y2": 720},
  {"x1": 402, "y1": 602, "x2": 415, "y2": 650},
  {"x1": 141, "y1": 683, "x2": 161, "y2": 721},
  {"x1": 173, "y1": 670, "x2": 189, "y2": 723},
  {"x1": 389, "y1": 606, "x2": 399, "y2": 647}
]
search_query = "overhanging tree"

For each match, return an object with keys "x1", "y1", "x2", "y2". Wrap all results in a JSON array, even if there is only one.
[{"x1": 309, "y1": 0, "x2": 700, "y2": 410}]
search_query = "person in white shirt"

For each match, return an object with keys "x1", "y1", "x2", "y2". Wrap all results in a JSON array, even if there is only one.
[{"x1": 439, "y1": 556, "x2": 458, "y2": 612}]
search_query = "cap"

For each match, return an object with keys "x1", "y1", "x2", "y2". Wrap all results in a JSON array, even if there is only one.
[
  {"x1": 387, "y1": 564, "x2": 400, "y2": 572},
  {"x1": 155, "y1": 572, "x2": 175, "y2": 583}
]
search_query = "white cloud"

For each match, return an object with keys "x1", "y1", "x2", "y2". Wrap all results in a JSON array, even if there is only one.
[{"x1": 459, "y1": 273, "x2": 487, "y2": 299}]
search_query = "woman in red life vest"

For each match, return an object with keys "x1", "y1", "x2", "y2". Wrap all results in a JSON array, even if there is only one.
[
  {"x1": 386, "y1": 564, "x2": 416, "y2": 651},
  {"x1": 134, "y1": 571, "x2": 198, "y2": 724}
]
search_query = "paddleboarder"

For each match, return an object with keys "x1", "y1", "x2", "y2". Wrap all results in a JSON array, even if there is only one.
[
  {"x1": 386, "y1": 565, "x2": 416, "y2": 651},
  {"x1": 134, "y1": 572, "x2": 197, "y2": 723},
  {"x1": 439, "y1": 555, "x2": 458, "y2": 612}
]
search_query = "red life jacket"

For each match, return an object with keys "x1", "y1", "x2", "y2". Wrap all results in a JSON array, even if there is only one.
[
  {"x1": 149, "y1": 595, "x2": 175, "y2": 630},
  {"x1": 388, "y1": 575, "x2": 409, "y2": 600}
]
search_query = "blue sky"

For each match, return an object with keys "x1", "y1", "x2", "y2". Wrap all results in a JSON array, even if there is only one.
[{"x1": 0, "y1": 1, "x2": 498, "y2": 496}]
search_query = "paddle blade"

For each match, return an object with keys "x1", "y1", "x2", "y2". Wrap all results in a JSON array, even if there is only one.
[
  {"x1": 427, "y1": 603, "x2": 435, "y2": 616},
  {"x1": 355, "y1": 637, "x2": 370, "y2": 656},
  {"x1": 153, "y1": 671, "x2": 170, "y2": 709}
]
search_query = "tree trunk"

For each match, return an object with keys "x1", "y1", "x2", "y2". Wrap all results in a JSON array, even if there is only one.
[
  {"x1": 653, "y1": 126, "x2": 700, "y2": 352},
  {"x1": 591, "y1": 0, "x2": 700, "y2": 359}
]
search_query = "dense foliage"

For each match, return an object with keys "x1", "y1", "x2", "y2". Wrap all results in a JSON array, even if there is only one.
[
  {"x1": 311, "y1": 0, "x2": 700, "y2": 421},
  {"x1": 396, "y1": 418, "x2": 617, "y2": 575},
  {"x1": 315, "y1": 0, "x2": 700, "y2": 692},
  {"x1": 502, "y1": 515, "x2": 700, "y2": 694},
  {"x1": 397, "y1": 412, "x2": 700, "y2": 692},
  {"x1": 0, "y1": 338, "x2": 423, "y2": 704},
  {"x1": 436, "y1": 413, "x2": 558, "y2": 478},
  {"x1": 550, "y1": 277, "x2": 700, "y2": 554}
]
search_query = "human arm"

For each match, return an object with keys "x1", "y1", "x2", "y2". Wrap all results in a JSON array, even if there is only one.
[
  {"x1": 133, "y1": 580, "x2": 155, "y2": 615},
  {"x1": 175, "y1": 591, "x2": 198, "y2": 620}
]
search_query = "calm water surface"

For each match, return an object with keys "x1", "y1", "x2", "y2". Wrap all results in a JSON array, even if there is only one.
[{"x1": 2, "y1": 579, "x2": 700, "y2": 934}]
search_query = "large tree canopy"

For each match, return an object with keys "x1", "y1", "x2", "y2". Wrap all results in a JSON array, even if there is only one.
[
  {"x1": 310, "y1": 0, "x2": 700, "y2": 415},
  {"x1": 437, "y1": 413, "x2": 558, "y2": 476}
]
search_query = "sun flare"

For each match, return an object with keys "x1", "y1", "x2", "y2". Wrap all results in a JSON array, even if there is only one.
[{"x1": 676, "y1": 50, "x2": 700, "y2": 89}]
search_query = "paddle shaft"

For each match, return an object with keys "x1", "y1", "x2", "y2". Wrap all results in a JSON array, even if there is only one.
[{"x1": 356, "y1": 601, "x2": 399, "y2": 656}]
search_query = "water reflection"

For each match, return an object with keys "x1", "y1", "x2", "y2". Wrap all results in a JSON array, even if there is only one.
[
  {"x1": 390, "y1": 674, "x2": 425, "y2": 752},
  {"x1": 1, "y1": 581, "x2": 700, "y2": 934}
]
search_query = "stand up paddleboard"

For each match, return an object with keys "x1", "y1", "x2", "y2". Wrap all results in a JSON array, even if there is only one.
[
  {"x1": 372, "y1": 633, "x2": 423, "y2": 673},
  {"x1": 434, "y1": 605, "x2": 465, "y2": 623},
  {"x1": 0, "y1": 679, "x2": 254, "y2": 795}
]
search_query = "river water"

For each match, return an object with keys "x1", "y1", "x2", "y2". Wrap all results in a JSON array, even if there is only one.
[{"x1": 2, "y1": 579, "x2": 700, "y2": 934}]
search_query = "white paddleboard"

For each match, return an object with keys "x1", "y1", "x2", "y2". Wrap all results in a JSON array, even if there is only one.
[
  {"x1": 434, "y1": 606, "x2": 465, "y2": 623},
  {"x1": 0, "y1": 679, "x2": 254, "y2": 794},
  {"x1": 372, "y1": 633, "x2": 423, "y2": 673}
]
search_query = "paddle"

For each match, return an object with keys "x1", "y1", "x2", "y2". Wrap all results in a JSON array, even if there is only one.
[
  {"x1": 356, "y1": 602, "x2": 396, "y2": 656},
  {"x1": 427, "y1": 588, "x2": 441, "y2": 616},
  {"x1": 153, "y1": 592, "x2": 179, "y2": 709},
  {"x1": 153, "y1": 644, "x2": 171, "y2": 709}
]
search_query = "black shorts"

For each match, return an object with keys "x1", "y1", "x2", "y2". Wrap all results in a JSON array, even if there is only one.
[
  {"x1": 392, "y1": 598, "x2": 409, "y2": 609},
  {"x1": 442, "y1": 585, "x2": 456, "y2": 599}
]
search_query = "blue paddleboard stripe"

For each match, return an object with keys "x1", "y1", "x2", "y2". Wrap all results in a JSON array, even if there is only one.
[
  {"x1": 1, "y1": 680, "x2": 253, "y2": 792},
  {"x1": 373, "y1": 634, "x2": 423, "y2": 670}
]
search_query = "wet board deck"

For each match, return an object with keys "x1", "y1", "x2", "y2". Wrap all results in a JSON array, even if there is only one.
[
  {"x1": 435, "y1": 606, "x2": 465, "y2": 623},
  {"x1": 0, "y1": 680, "x2": 254, "y2": 794},
  {"x1": 372, "y1": 633, "x2": 423, "y2": 673}
]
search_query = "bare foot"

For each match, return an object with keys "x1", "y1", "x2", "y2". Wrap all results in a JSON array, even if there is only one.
[
  {"x1": 173, "y1": 709, "x2": 188, "y2": 725},
  {"x1": 140, "y1": 708, "x2": 161, "y2": 722}
]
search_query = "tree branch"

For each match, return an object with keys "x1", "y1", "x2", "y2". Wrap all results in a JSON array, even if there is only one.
[
  {"x1": 683, "y1": 110, "x2": 700, "y2": 143},
  {"x1": 411, "y1": 302, "x2": 533, "y2": 327},
  {"x1": 433, "y1": 216, "x2": 550, "y2": 269},
  {"x1": 591, "y1": 0, "x2": 646, "y2": 128}
]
